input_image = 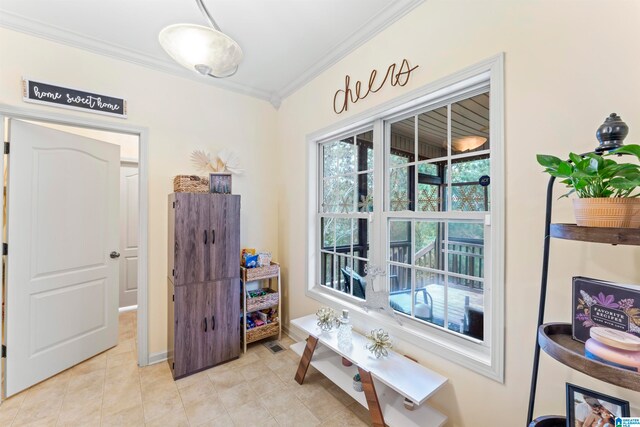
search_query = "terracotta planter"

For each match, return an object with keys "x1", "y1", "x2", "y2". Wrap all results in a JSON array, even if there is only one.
[{"x1": 573, "y1": 198, "x2": 640, "y2": 228}]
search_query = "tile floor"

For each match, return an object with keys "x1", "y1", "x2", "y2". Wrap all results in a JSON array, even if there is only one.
[{"x1": 0, "y1": 311, "x2": 371, "y2": 426}]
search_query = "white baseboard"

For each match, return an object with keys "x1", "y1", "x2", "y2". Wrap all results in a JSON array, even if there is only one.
[
  {"x1": 119, "y1": 305, "x2": 138, "y2": 313},
  {"x1": 147, "y1": 351, "x2": 168, "y2": 365},
  {"x1": 283, "y1": 323, "x2": 305, "y2": 342}
]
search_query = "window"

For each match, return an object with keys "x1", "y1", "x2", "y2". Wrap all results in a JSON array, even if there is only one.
[
  {"x1": 319, "y1": 131, "x2": 373, "y2": 299},
  {"x1": 386, "y1": 94, "x2": 490, "y2": 341},
  {"x1": 308, "y1": 55, "x2": 503, "y2": 381}
]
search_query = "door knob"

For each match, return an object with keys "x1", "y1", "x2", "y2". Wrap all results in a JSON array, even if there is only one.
[{"x1": 110, "y1": 251, "x2": 121, "y2": 259}]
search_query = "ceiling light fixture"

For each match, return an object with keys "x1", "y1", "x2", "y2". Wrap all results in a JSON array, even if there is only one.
[
  {"x1": 158, "y1": 0, "x2": 243, "y2": 78},
  {"x1": 451, "y1": 136, "x2": 487, "y2": 152}
]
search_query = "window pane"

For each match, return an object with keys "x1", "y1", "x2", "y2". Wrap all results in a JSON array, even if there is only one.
[
  {"x1": 357, "y1": 172, "x2": 373, "y2": 212},
  {"x1": 417, "y1": 161, "x2": 444, "y2": 212},
  {"x1": 323, "y1": 137, "x2": 355, "y2": 177},
  {"x1": 353, "y1": 219, "x2": 369, "y2": 259},
  {"x1": 335, "y1": 255, "x2": 351, "y2": 293},
  {"x1": 447, "y1": 222, "x2": 484, "y2": 279},
  {"x1": 450, "y1": 93, "x2": 489, "y2": 154},
  {"x1": 417, "y1": 106, "x2": 447, "y2": 160},
  {"x1": 320, "y1": 252, "x2": 336, "y2": 288},
  {"x1": 321, "y1": 217, "x2": 334, "y2": 251},
  {"x1": 389, "y1": 265, "x2": 412, "y2": 314},
  {"x1": 415, "y1": 270, "x2": 445, "y2": 326},
  {"x1": 389, "y1": 220, "x2": 411, "y2": 264},
  {"x1": 323, "y1": 176, "x2": 355, "y2": 213},
  {"x1": 447, "y1": 277, "x2": 484, "y2": 340},
  {"x1": 414, "y1": 221, "x2": 444, "y2": 270},
  {"x1": 351, "y1": 258, "x2": 367, "y2": 300},
  {"x1": 356, "y1": 131, "x2": 374, "y2": 171},
  {"x1": 390, "y1": 116, "x2": 415, "y2": 166},
  {"x1": 451, "y1": 157, "x2": 490, "y2": 212},
  {"x1": 417, "y1": 184, "x2": 442, "y2": 212},
  {"x1": 390, "y1": 166, "x2": 413, "y2": 211},
  {"x1": 335, "y1": 218, "x2": 351, "y2": 249}
]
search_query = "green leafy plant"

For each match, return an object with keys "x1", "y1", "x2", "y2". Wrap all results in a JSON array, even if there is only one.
[{"x1": 537, "y1": 144, "x2": 640, "y2": 198}]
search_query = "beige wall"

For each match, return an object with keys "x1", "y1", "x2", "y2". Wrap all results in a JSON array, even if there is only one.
[
  {"x1": 0, "y1": 27, "x2": 279, "y2": 357},
  {"x1": 1, "y1": 1, "x2": 640, "y2": 424},
  {"x1": 276, "y1": 1, "x2": 640, "y2": 425}
]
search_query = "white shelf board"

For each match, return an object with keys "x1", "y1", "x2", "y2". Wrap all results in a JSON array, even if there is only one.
[
  {"x1": 291, "y1": 315, "x2": 448, "y2": 405},
  {"x1": 291, "y1": 341, "x2": 447, "y2": 427}
]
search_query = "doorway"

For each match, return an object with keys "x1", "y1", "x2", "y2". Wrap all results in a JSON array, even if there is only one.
[{"x1": 0, "y1": 106, "x2": 149, "y2": 398}]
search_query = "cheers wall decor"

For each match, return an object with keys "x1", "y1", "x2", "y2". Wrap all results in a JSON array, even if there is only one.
[
  {"x1": 22, "y1": 78, "x2": 127, "y2": 118},
  {"x1": 333, "y1": 59, "x2": 419, "y2": 114}
]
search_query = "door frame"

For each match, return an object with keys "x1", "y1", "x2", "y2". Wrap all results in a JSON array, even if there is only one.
[
  {"x1": 0, "y1": 104, "x2": 150, "y2": 376},
  {"x1": 119, "y1": 159, "x2": 139, "y2": 311}
]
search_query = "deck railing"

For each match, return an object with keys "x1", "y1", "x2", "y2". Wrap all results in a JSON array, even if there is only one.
[{"x1": 321, "y1": 237, "x2": 483, "y2": 293}]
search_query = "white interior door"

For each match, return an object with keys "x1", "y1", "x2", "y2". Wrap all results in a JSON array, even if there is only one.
[
  {"x1": 119, "y1": 163, "x2": 138, "y2": 308},
  {"x1": 5, "y1": 119, "x2": 120, "y2": 397}
]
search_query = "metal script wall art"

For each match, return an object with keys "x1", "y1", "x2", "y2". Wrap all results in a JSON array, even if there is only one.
[{"x1": 333, "y1": 59, "x2": 419, "y2": 114}]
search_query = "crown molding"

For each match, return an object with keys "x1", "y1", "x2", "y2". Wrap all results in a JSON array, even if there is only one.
[
  {"x1": 273, "y1": 0, "x2": 425, "y2": 100},
  {"x1": 0, "y1": 10, "x2": 274, "y2": 102},
  {"x1": 0, "y1": 1, "x2": 425, "y2": 108}
]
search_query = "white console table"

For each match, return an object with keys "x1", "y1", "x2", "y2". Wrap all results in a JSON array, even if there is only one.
[{"x1": 290, "y1": 315, "x2": 448, "y2": 427}]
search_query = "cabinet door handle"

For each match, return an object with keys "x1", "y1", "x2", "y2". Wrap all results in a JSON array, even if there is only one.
[
  {"x1": 212, "y1": 315, "x2": 215, "y2": 331},
  {"x1": 212, "y1": 229, "x2": 215, "y2": 244},
  {"x1": 204, "y1": 317, "x2": 208, "y2": 332},
  {"x1": 204, "y1": 230, "x2": 208, "y2": 245}
]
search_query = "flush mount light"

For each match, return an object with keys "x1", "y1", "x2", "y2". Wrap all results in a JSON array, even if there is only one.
[
  {"x1": 159, "y1": 0, "x2": 243, "y2": 78},
  {"x1": 451, "y1": 136, "x2": 487, "y2": 152}
]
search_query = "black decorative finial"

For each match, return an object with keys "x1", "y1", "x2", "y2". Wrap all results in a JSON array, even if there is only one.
[{"x1": 595, "y1": 112, "x2": 628, "y2": 152}]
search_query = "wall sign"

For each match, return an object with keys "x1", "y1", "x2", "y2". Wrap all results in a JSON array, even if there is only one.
[
  {"x1": 22, "y1": 78, "x2": 127, "y2": 118},
  {"x1": 333, "y1": 59, "x2": 419, "y2": 114}
]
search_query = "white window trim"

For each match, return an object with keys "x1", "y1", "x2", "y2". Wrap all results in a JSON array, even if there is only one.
[{"x1": 306, "y1": 53, "x2": 504, "y2": 382}]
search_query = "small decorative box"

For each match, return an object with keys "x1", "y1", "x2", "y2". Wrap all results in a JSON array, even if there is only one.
[{"x1": 572, "y1": 276, "x2": 640, "y2": 343}]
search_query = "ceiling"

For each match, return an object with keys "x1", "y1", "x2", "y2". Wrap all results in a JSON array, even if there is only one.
[{"x1": 0, "y1": 0, "x2": 423, "y2": 106}]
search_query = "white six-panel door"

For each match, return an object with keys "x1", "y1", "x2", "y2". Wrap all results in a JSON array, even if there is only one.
[
  {"x1": 5, "y1": 119, "x2": 120, "y2": 396},
  {"x1": 119, "y1": 164, "x2": 138, "y2": 308}
]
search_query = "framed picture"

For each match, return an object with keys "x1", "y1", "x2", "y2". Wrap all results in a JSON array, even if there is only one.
[
  {"x1": 209, "y1": 172, "x2": 232, "y2": 194},
  {"x1": 566, "y1": 383, "x2": 630, "y2": 427}
]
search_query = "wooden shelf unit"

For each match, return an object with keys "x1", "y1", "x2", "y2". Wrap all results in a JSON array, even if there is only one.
[
  {"x1": 538, "y1": 323, "x2": 640, "y2": 392},
  {"x1": 240, "y1": 262, "x2": 281, "y2": 352},
  {"x1": 527, "y1": 213, "x2": 640, "y2": 424},
  {"x1": 550, "y1": 223, "x2": 640, "y2": 245}
]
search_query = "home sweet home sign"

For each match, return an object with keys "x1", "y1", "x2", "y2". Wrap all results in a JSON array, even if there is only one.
[
  {"x1": 333, "y1": 59, "x2": 419, "y2": 114},
  {"x1": 22, "y1": 78, "x2": 127, "y2": 118}
]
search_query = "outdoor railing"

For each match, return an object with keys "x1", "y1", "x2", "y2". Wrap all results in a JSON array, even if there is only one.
[{"x1": 321, "y1": 237, "x2": 483, "y2": 293}]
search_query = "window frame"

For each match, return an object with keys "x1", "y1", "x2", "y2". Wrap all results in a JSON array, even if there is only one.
[{"x1": 305, "y1": 54, "x2": 504, "y2": 381}]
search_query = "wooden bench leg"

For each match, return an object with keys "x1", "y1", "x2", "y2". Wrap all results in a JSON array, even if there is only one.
[
  {"x1": 358, "y1": 367, "x2": 385, "y2": 427},
  {"x1": 294, "y1": 335, "x2": 318, "y2": 384}
]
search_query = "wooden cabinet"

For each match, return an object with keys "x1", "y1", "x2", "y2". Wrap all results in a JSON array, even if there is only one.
[
  {"x1": 167, "y1": 193, "x2": 241, "y2": 379},
  {"x1": 169, "y1": 193, "x2": 240, "y2": 286}
]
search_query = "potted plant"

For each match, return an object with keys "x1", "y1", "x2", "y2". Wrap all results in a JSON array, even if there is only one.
[{"x1": 536, "y1": 144, "x2": 640, "y2": 228}]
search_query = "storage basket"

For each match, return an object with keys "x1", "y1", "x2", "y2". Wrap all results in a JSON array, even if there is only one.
[
  {"x1": 246, "y1": 288, "x2": 279, "y2": 312},
  {"x1": 241, "y1": 262, "x2": 279, "y2": 282},
  {"x1": 173, "y1": 175, "x2": 209, "y2": 193},
  {"x1": 246, "y1": 321, "x2": 279, "y2": 343}
]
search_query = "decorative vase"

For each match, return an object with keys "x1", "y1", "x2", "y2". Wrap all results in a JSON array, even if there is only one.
[
  {"x1": 573, "y1": 198, "x2": 640, "y2": 228},
  {"x1": 337, "y1": 309, "x2": 353, "y2": 352},
  {"x1": 595, "y1": 112, "x2": 629, "y2": 152}
]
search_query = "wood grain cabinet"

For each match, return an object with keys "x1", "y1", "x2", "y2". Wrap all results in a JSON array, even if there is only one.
[{"x1": 167, "y1": 193, "x2": 241, "y2": 379}]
